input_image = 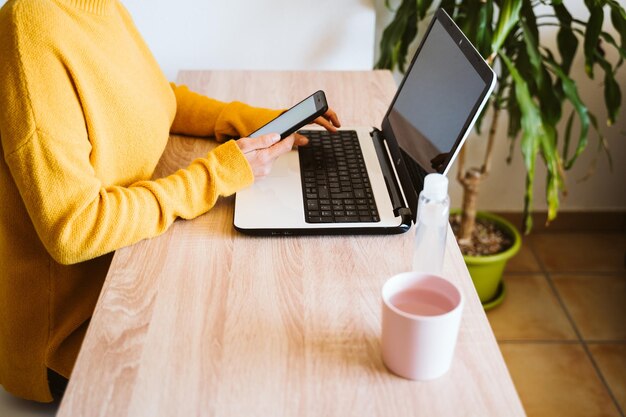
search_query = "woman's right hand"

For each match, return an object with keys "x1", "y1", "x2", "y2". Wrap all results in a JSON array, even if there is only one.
[{"x1": 236, "y1": 133, "x2": 302, "y2": 178}]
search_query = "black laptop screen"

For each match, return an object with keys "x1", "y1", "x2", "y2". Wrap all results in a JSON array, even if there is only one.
[{"x1": 387, "y1": 18, "x2": 489, "y2": 174}]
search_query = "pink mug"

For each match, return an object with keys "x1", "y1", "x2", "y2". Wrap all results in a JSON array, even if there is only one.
[{"x1": 382, "y1": 272, "x2": 464, "y2": 380}]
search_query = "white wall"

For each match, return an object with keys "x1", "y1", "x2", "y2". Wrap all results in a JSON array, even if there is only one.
[
  {"x1": 122, "y1": 0, "x2": 376, "y2": 80},
  {"x1": 0, "y1": 0, "x2": 376, "y2": 79}
]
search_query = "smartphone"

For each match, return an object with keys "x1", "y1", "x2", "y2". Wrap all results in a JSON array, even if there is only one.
[{"x1": 249, "y1": 90, "x2": 328, "y2": 139}]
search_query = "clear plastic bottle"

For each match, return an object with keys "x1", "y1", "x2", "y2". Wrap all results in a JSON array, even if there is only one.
[{"x1": 412, "y1": 173, "x2": 450, "y2": 275}]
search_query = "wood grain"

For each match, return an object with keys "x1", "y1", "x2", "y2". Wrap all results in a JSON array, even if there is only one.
[{"x1": 58, "y1": 71, "x2": 525, "y2": 417}]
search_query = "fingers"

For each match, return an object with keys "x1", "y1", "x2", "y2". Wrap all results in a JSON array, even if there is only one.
[
  {"x1": 236, "y1": 133, "x2": 295, "y2": 178},
  {"x1": 235, "y1": 106, "x2": 342, "y2": 179},
  {"x1": 292, "y1": 132, "x2": 309, "y2": 147},
  {"x1": 314, "y1": 117, "x2": 335, "y2": 132},
  {"x1": 252, "y1": 136, "x2": 294, "y2": 177},
  {"x1": 265, "y1": 134, "x2": 295, "y2": 159},
  {"x1": 314, "y1": 108, "x2": 341, "y2": 132},
  {"x1": 236, "y1": 133, "x2": 281, "y2": 154},
  {"x1": 324, "y1": 109, "x2": 341, "y2": 128}
]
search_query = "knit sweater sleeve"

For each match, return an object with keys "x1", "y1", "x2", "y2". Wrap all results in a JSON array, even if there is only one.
[
  {"x1": 4, "y1": 131, "x2": 253, "y2": 265},
  {"x1": 169, "y1": 83, "x2": 283, "y2": 141}
]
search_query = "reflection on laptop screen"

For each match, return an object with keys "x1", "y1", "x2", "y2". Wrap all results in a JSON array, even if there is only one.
[{"x1": 388, "y1": 19, "x2": 486, "y2": 173}]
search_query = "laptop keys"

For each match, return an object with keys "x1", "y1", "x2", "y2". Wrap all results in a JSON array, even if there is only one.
[{"x1": 298, "y1": 130, "x2": 380, "y2": 224}]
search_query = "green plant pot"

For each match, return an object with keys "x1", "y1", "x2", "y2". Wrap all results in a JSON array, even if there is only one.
[{"x1": 459, "y1": 212, "x2": 521, "y2": 309}]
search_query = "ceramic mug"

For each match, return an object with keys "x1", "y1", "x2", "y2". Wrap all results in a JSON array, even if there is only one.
[{"x1": 381, "y1": 272, "x2": 464, "y2": 380}]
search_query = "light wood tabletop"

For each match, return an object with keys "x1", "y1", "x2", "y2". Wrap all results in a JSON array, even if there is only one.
[{"x1": 57, "y1": 70, "x2": 525, "y2": 417}]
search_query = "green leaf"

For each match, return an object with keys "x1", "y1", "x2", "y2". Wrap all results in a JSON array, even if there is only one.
[
  {"x1": 543, "y1": 48, "x2": 565, "y2": 102},
  {"x1": 539, "y1": 124, "x2": 561, "y2": 223},
  {"x1": 589, "y1": 112, "x2": 614, "y2": 170},
  {"x1": 595, "y1": 53, "x2": 623, "y2": 125},
  {"x1": 375, "y1": 0, "x2": 418, "y2": 71},
  {"x1": 511, "y1": 39, "x2": 537, "y2": 91},
  {"x1": 608, "y1": 0, "x2": 626, "y2": 50},
  {"x1": 544, "y1": 56, "x2": 590, "y2": 169},
  {"x1": 418, "y1": 0, "x2": 435, "y2": 20},
  {"x1": 397, "y1": 13, "x2": 419, "y2": 71},
  {"x1": 476, "y1": 2, "x2": 494, "y2": 58},
  {"x1": 540, "y1": 67, "x2": 563, "y2": 127},
  {"x1": 511, "y1": 47, "x2": 561, "y2": 130},
  {"x1": 519, "y1": 10, "x2": 562, "y2": 126},
  {"x1": 500, "y1": 53, "x2": 541, "y2": 232},
  {"x1": 519, "y1": 16, "x2": 542, "y2": 81},
  {"x1": 460, "y1": 1, "x2": 482, "y2": 46},
  {"x1": 583, "y1": 1, "x2": 604, "y2": 78},
  {"x1": 492, "y1": 0, "x2": 522, "y2": 55},
  {"x1": 501, "y1": 52, "x2": 565, "y2": 231},
  {"x1": 507, "y1": 85, "x2": 522, "y2": 140},
  {"x1": 598, "y1": 31, "x2": 626, "y2": 61},
  {"x1": 562, "y1": 110, "x2": 575, "y2": 166},
  {"x1": 553, "y1": 3, "x2": 579, "y2": 75}
]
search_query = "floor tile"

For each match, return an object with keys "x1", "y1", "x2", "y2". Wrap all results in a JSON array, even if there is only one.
[
  {"x1": 499, "y1": 343, "x2": 621, "y2": 417},
  {"x1": 531, "y1": 233, "x2": 626, "y2": 272},
  {"x1": 505, "y1": 236, "x2": 542, "y2": 273},
  {"x1": 588, "y1": 344, "x2": 626, "y2": 413},
  {"x1": 487, "y1": 274, "x2": 576, "y2": 341},
  {"x1": 553, "y1": 274, "x2": 626, "y2": 341}
]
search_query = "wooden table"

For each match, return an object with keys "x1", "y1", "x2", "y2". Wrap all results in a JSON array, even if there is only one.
[{"x1": 58, "y1": 71, "x2": 525, "y2": 417}]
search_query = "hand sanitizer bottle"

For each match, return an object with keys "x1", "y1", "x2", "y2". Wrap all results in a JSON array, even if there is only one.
[{"x1": 412, "y1": 173, "x2": 450, "y2": 275}]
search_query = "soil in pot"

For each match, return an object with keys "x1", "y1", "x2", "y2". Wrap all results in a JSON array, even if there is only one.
[{"x1": 450, "y1": 213, "x2": 514, "y2": 257}]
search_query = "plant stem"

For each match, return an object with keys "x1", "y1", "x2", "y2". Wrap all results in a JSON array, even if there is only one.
[
  {"x1": 458, "y1": 168, "x2": 481, "y2": 245},
  {"x1": 457, "y1": 66, "x2": 499, "y2": 246},
  {"x1": 481, "y1": 106, "x2": 501, "y2": 175}
]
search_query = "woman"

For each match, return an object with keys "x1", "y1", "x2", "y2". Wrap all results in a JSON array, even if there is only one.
[{"x1": 0, "y1": 0, "x2": 340, "y2": 402}]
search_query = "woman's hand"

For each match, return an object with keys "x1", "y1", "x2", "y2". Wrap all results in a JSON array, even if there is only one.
[
  {"x1": 237, "y1": 108, "x2": 341, "y2": 178},
  {"x1": 296, "y1": 108, "x2": 342, "y2": 146},
  {"x1": 314, "y1": 108, "x2": 341, "y2": 132},
  {"x1": 236, "y1": 133, "x2": 300, "y2": 178}
]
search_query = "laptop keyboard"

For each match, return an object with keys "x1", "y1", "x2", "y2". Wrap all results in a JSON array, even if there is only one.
[{"x1": 298, "y1": 130, "x2": 380, "y2": 223}]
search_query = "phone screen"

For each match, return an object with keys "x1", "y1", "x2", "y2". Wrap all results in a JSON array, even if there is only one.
[{"x1": 250, "y1": 92, "x2": 326, "y2": 139}]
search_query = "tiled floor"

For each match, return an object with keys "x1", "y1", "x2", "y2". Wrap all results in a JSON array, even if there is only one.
[{"x1": 487, "y1": 231, "x2": 626, "y2": 417}]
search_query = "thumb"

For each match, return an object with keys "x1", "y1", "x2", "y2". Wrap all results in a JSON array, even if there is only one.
[{"x1": 237, "y1": 133, "x2": 281, "y2": 153}]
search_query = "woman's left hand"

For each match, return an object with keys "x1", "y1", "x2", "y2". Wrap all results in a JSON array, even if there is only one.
[
  {"x1": 292, "y1": 108, "x2": 341, "y2": 147},
  {"x1": 314, "y1": 108, "x2": 341, "y2": 132}
]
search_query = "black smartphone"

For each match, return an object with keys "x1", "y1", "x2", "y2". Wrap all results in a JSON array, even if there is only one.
[{"x1": 249, "y1": 90, "x2": 328, "y2": 139}]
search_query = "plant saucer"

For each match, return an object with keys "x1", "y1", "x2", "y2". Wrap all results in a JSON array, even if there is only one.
[{"x1": 482, "y1": 281, "x2": 506, "y2": 311}]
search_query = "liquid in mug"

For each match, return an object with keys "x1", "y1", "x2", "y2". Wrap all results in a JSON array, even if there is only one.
[{"x1": 390, "y1": 289, "x2": 454, "y2": 316}]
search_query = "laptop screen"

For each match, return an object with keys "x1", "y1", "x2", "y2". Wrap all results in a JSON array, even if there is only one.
[
  {"x1": 387, "y1": 19, "x2": 487, "y2": 174},
  {"x1": 380, "y1": 8, "x2": 496, "y2": 220}
]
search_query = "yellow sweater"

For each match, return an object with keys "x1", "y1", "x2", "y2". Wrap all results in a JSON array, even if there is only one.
[{"x1": 0, "y1": 0, "x2": 280, "y2": 402}]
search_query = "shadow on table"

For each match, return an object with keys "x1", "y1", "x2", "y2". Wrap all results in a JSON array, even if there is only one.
[
  {"x1": 305, "y1": 329, "x2": 388, "y2": 375},
  {"x1": 0, "y1": 386, "x2": 59, "y2": 417}
]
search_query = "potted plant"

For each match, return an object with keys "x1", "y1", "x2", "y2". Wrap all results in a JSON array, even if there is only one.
[{"x1": 376, "y1": 0, "x2": 626, "y2": 308}]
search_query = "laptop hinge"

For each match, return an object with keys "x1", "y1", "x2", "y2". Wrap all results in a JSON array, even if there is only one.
[{"x1": 370, "y1": 128, "x2": 412, "y2": 219}]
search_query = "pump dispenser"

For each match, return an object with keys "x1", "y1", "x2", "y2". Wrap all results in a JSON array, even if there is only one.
[{"x1": 412, "y1": 173, "x2": 450, "y2": 275}]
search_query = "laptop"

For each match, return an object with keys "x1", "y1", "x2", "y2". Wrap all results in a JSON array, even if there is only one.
[{"x1": 234, "y1": 8, "x2": 496, "y2": 236}]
